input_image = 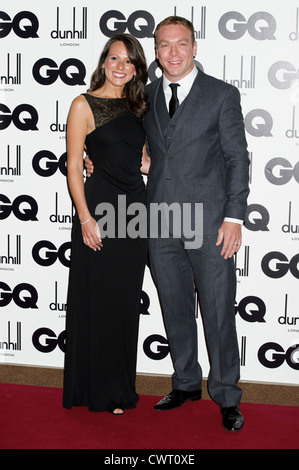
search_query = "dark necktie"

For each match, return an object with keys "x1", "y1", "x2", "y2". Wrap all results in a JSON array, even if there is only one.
[{"x1": 169, "y1": 83, "x2": 180, "y2": 118}]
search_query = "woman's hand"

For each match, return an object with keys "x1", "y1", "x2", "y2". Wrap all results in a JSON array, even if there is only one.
[{"x1": 81, "y1": 217, "x2": 103, "y2": 251}]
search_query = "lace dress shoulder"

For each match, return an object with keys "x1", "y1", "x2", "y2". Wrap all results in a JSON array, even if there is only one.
[{"x1": 82, "y1": 93, "x2": 128, "y2": 128}]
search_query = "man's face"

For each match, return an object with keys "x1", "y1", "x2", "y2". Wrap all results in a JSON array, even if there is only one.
[{"x1": 156, "y1": 24, "x2": 197, "y2": 82}]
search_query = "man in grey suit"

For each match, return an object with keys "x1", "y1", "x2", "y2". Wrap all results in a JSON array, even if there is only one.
[
  {"x1": 145, "y1": 16, "x2": 249, "y2": 431},
  {"x1": 85, "y1": 16, "x2": 249, "y2": 431}
]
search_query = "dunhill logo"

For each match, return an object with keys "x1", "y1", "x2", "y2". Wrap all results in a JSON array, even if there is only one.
[
  {"x1": 235, "y1": 246, "x2": 250, "y2": 277},
  {"x1": 0, "y1": 321, "x2": 21, "y2": 351},
  {"x1": 194, "y1": 6, "x2": 206, "y2": 39},
  {"x1": 51, "y1": 7, "x2": 87, "y2": 39},
  {"x1": 248, "y1": 151, "x2": 253, "y2": 184},
  {"x1": 286, "y1": 106, "x2": 299, "y2": 139},
  {"x1": 278, "y1": 294, "x2": 299, "y2": 326},
  {"x1": 173, "y1": 6, "x2": 206, "y2": 39},
  {"x1": 223, "y1": 56, "x2": 256, "y2": 89},
  {"x1": 0, "y1": 145, "x2": 21, "y2": 176},
  {"x1": 0, "y1": 53, "x2": 21, "y2": 85},
  {"x1": 50, "y1": 101, "x2": 66, "y2": 133},
  {"x1": 0, "y1": 235, "x2": 21, "y2": 265},
  {"x1": 282, "y1": 201, "x2": 299, "y2": 234},
  {"x1": 49, "y1": 281, "x2": 67, "y2": 312},
  {"x1": 240, "y1": 336, "x2": 246, "y2": 366},
  {"x1": 49, "y1": 192, "x2": 73, "y2": 224},
  {"x1": 289, "y1": 8, "x2": 299, "y2": 41}
]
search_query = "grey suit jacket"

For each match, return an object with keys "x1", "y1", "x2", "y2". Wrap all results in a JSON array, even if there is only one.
[{"x1": 144, "y1": 68, "x2": 250, "y2": 236}]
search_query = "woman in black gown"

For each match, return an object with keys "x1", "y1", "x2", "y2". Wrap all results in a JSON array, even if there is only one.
[{"x1": 63, "y1": 34, "x2": 150, "y2": 415}]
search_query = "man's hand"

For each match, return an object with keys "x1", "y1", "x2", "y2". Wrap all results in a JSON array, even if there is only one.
[{"x1": 216, "y1": 221, "x2": 242, "y2": 259}]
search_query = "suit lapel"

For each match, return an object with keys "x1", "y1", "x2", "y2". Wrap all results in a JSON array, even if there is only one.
[
  {"x1": 151, "y1": 77, "x2": 169, "y2": 144},
  {"x1": 169, "y1": 69, "x2": 209, "y2": 136}
]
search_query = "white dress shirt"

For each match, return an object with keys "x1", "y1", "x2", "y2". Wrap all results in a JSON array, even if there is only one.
[{"x1": 163, "y1": 65, "x2": 198, "y2": 108}]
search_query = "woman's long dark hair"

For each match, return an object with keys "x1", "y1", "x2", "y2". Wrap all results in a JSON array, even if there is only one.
[{"x1": 88, "y1": 34, "x2": 149, "y2": 121}]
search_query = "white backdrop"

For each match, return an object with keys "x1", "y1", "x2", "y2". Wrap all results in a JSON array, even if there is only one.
[{"x1": 0, "y1": 0, "x2": 298, "y2": 386}]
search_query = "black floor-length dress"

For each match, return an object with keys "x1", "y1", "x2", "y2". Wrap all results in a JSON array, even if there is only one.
[{"x1": 63, "y1": 94, "x2": 147, "y2": 412}]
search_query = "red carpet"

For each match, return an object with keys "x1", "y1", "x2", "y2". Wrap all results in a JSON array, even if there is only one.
[{"x1": 0, "y1": 383, "x2": 298, "y2": 453}]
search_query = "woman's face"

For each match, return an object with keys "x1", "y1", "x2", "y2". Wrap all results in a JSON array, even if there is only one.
[{"x1": 102, "y1": 41, "x2": 136, "y2": 88}]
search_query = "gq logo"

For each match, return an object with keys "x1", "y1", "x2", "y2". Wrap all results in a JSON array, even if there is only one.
[
  {"x1": 0, "y1": 10, "x2": 39, "y2": 38},
  {"x1": 265, "y1": 158, "x2": 299, "y2": 185},
  {"x1": 268, "y1": 61, "x2": 299, "y2": 89},
  {"x1": 140, "y1": 290, "x2": 150, "y2": 315},
  {"x1": 244, "y1": 109, "x2": 273, "y2": 137},
  {"x1": 32, "y1": 58, "x2": 86, "y2": 86},
  {"x1": 0, "y1": 104, "x2": 38, "y2": 131},
  {"x1": 218, "y1": 11, "x2": 276, "y2": 40},
  {"x1": 143, "y1": 334, "x2": 169, "y2": 360},
  {"x1": 261, "y1": 252, "x2": 299, "y2": 279},
  {"x1": 32, "y1": 150, "x2": 67, "y2": 177},
  {"x1": 244, "y1": 204, "x2": 270, "y2": 232},
  {"x1": 258, "y1": 342, "x2": 299, "y2": 370},
  {"x1": 32, "y1": 328, "x2": 66, "y2": 353},
  {"x1": 99, "y1": 10, "x2": 154, "y2": 37},
  {"x1": 0, "y1": 281, "x2": 38, "y2": 309},
  {"x1": 0, "y1": 194, "x2": 38, "y2": 221},
  {"x1": 235, "y1": 296, "x2": 266, "y2": 323},
  {"x1": 32, "y1": 240, "x2": 71, "y2": 267}
]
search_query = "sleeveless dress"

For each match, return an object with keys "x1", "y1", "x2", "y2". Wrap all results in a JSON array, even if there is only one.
[{"x1": 63, "y1": 94, "x2": 147, "y2": 412}]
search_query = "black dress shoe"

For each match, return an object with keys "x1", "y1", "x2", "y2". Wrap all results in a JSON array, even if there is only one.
[
  {"x1": 221, "y1": 406, "x2": 244, "y2": 431},
  {"x1": 154, "y1": 389, "x2": 202, "y2": 411}
]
